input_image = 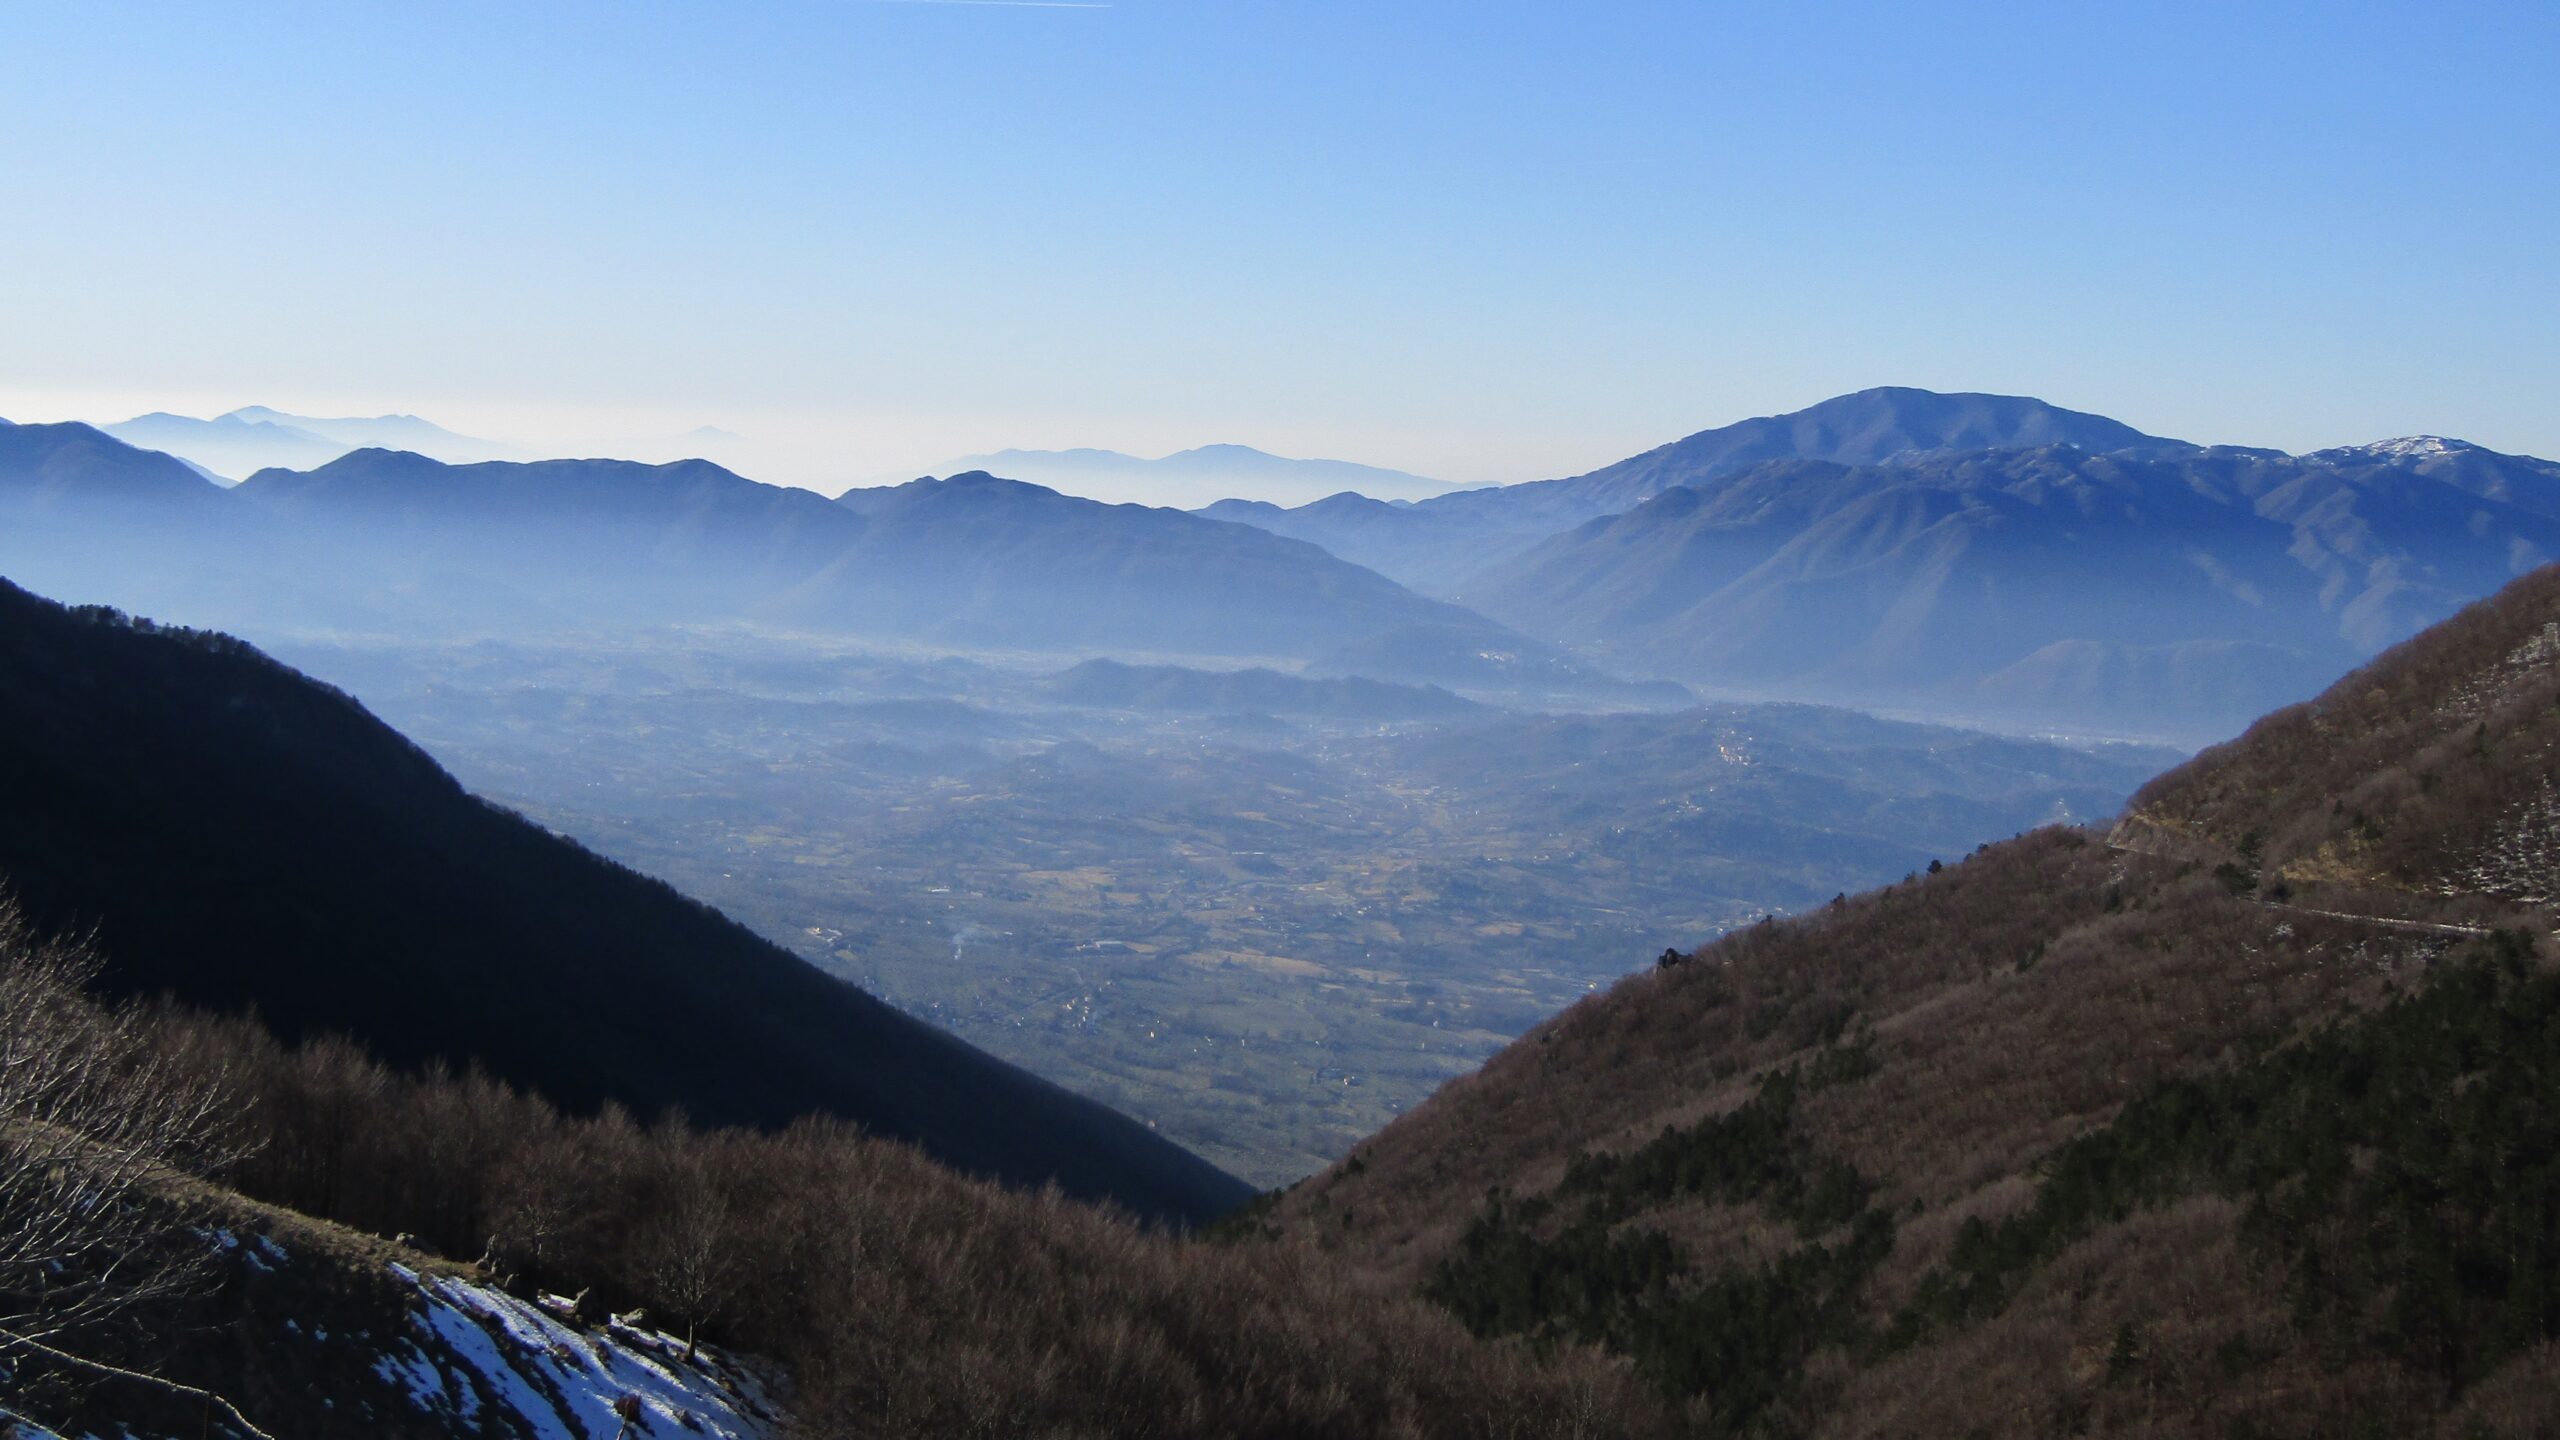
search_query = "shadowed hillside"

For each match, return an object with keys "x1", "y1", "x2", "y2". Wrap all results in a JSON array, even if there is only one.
[{"x1": 0, "y1": 577, "x2": 1249, "y2": 1226}]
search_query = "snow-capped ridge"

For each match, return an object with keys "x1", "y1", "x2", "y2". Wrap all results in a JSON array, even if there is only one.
[{"x1": 2311, "y1": 435, "x2": 2479, "y2": 462}]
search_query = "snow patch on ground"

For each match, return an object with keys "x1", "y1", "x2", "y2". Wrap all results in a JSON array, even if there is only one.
[{"x1": 377, "y1": 1263, "x2": 782, "y2": 1439}]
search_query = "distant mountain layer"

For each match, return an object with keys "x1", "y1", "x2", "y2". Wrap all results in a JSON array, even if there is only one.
[
  {"x1": 103, "y1": 406, "x2": 526, "y2": 478},
  {"x1": 0, "y1": 427, "x2": 1541, "y2": 672},
  {"x1": 0, "y1": 577, "x2": 1249, "y2": 1225},
  {"x1": 1469, "y1": 440, "x2": 2560, "y2": 737},
  {"x1": 918, "y1": 443, "x2": 1462, "y2": 508},
  {"x1": 1202, "y1": 387, "x2": 2186, "y2": 593},
  {"x1": 1303, "y1": 622, "x2": 1694, "y2": 710},
  {"x1": 22, "y1": 394, "x2": 2559, "y2": 737},
  {"x1": 0, "y1": 418, "x2": 233, "y2": 507},
  {"x1": 801, "y1": 472, "x2": 1505, "y2": 657},
  {"x1": 1040, "y1": 657, "x2": 1486, "y2": 721}
]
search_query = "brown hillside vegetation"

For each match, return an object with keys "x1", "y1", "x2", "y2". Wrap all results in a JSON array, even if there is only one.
[
  {"x1": 1267, "y1": 564, "x2": 2560, "y2": 1436},
  {"x1": 1, "y1": 913, "x2": 1669, "y2": 1440},
  {"x1": 2127, "y1": 561, "x2": 2560, "y2": 904}
]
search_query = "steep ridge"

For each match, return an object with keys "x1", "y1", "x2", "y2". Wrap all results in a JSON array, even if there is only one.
[
  {"x1": 1199, "y1": 387, "x2": 2185, "y2": 593},
  {"x1": 1471, "y1": 442, "x2": 2560, "y2": 736},
  {"x1": 1263, "y1": 565, "x2": 2560, "y2": 1435},
  {"x1": 0, "y1": 578, "x2": 1249, "y2": 1225}
]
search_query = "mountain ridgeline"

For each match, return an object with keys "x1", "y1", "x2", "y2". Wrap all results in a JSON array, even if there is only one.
[
  {"x1": 0, "y1": 578, "x2": 1248, "y2": 1225},
  {"x1": 17, "y1": 385, "x2": 2560, "y2": 739},
  {"x1": 1201, "y1": 390, "x2": 2560, "y2": 736},
  {"x1": 1469, "y1": 440, "x2": 2560, "y2": 734},
  {"x1": 912, "y1": 442, "x2": 1464, "y2": 508},
  {"x1": 0, "y1": 426, "x2": 1529, "y2": 676},
  {"x1": 1269, "y1": 563, "x2": 2560, "y2": 1435},
  {"x1": 1198, "y1": 386, "x2": 2189, "y2": 593}
]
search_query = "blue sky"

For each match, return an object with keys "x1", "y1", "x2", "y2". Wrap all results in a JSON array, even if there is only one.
[{"x1": 3, "y1": 1, "x2": 2553, "y2": 488}]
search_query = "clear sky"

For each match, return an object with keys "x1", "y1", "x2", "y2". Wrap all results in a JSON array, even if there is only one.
[{"x1": 3, "y1": 0, "x2": 2553, "y2": 490}]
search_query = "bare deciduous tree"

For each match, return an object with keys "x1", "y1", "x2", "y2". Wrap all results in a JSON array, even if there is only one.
[
  {"x1": 635, "y1": 1151, "x2": 743, "y2": 1362},
  {"x1": 0, "y1": 901, "x2": 256, "y2": 1429}
]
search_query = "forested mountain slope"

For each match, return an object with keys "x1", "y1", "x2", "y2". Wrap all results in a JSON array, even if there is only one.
[
  {"x1": 1263, "y1": 565, "x2": 2560, "y2": 1436},
  {"x1": 0, "y1": 578, "x2": 1249, "y2": 1225}
]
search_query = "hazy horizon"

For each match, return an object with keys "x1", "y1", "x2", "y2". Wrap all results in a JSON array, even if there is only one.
[{"x1": 6, "y1": 2, "x2": 2556, "y2": 491}]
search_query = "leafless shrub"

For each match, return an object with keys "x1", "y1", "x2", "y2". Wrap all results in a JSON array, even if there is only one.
[{"x1": 0, "y1": 900, "x2": 255, "y2": 1422}]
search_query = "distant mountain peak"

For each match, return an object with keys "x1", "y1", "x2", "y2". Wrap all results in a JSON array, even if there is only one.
[
  {"x1": 226, "y1": 404, "x2": 438, "y2": 430},
  {"x1": 2312, "y1": 435, "x2": 2480, "y2": 462},
  {"x1": 912, "y1": 443, "x2": 1457, "y2": 507}
]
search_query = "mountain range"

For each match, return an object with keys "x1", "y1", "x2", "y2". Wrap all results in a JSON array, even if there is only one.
[
  {"x1": 15, "y1": 387, "x2": 2560, "y2": 737},
  {"x1": 1468, "y1": 439, "x2": 2560, "y2": 734},
  {"x1": 20, "y1": 502, "x2": 2560, "y2": 1439},
  {"x1": 1199, "y1": 387, "x2": 2187, "y2": 592},
  {"x1": 0, "y1": 426, "x2": 1538, "y2": 678},
  {"x1": 1199, "y1": 388, "x2": 2560, "y2": 736},
  {"x1": 103, "y1": 406, "x2": 528, "y2": 478},
  {"x1": 916, "y1": 442, "x2": 1465, "y2": 508}
]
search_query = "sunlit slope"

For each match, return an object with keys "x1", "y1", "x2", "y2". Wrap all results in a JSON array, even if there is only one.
[{"x1": 1269, "y1": 564, "x2": 2560, "y2": 1435}]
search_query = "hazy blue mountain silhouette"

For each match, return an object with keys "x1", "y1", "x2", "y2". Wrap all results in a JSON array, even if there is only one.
[
  {"x1": 812, "y1": 471, "x2": 1511, "y2": 658},
  {"x1": 1470, "y1": 441, "x2": 2560, "y2": 735},
  {"x1": 0, "y1": 418, "x2": 234, "y2": 507},
  {"x1": 1201, "y1": 387, "x2": 2187, "y2": 593},
  {"x1": 922, "y1": 443, "x2": 1459, "y2": 507},
  {"x1": 104, "y1": 406, "x2": 525, "y2": 478},
  {"x1": 0, "y1": 427, "x2": 1537, "y2": 667}
]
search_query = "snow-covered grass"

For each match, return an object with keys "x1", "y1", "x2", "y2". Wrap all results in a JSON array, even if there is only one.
[{"x1": 373, "y1": 1263, "x2": 782, "y2": 1440}]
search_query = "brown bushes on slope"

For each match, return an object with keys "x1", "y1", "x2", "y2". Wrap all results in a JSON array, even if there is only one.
[
  {"x1": 2130, "y1": 561, "x2": 2560, "y2": 898},
  {"x1": 129, "y1": 998, "x2": 1669, "y2": 1440}
]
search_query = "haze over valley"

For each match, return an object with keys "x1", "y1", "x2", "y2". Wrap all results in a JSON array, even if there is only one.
[{"x1": 8, "y1": 5, "x2": 2558, "y2": 1436}]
